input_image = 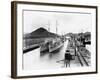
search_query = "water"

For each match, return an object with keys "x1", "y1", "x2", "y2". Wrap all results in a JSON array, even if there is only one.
[{"x1": 23, "y1": 40, "x2": 68, "y2": 70}]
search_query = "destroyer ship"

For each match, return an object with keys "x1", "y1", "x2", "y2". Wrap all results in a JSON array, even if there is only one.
[
  {"x1": 48, "y1": 20, "x2": 64, "y2": 53},
  {"x1": 48, "y1": 38, "x2": 64, "y2": 53}
]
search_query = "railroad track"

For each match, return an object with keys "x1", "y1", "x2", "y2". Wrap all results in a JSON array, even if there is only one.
[
  {"x1": 77, "y1": 48, "x2": 90, "y2": 66},
  {"x1": 72, "y1": 39, "x2": 90, "y2": 67}
]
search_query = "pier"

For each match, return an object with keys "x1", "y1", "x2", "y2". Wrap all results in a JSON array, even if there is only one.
[{"x1": 62, "y1": 36, "x2": 91, "y2": 67}]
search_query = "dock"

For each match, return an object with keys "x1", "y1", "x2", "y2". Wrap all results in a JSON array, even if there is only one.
[{"x1": 64, "y1": 37, "x2": 91, "y2": 67}]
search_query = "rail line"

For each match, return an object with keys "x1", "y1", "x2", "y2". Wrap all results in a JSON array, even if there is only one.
[
  {"x1": 76, "y1": 53, "x2": 83, "y2": 66},
  {"x1": 77, "y1": 47, "x2": 89, "y2": 66},
  {"x1": 79, "y1": 50, "x2": 89, "y2": 66}
]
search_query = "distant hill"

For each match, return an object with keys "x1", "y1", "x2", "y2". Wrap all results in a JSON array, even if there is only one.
[
  {"x1": 24, "y1": 27, "x2": 59, "y2": 39},
  {"x1": 84, "y1": 32, "x2": 91, "y2": 36}
]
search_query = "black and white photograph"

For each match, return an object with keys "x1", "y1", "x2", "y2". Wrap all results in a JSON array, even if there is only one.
[
  {"x1": 23, "y1": 10, "x2": 92, "y2": 70},
  {"x1": 11, "y1": 1, "x2": 97, "y2": 78}
]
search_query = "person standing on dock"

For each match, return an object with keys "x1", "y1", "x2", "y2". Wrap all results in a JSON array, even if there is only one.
[{"x1": 64, "y1": 50, "x2": 71, "y2": 67}]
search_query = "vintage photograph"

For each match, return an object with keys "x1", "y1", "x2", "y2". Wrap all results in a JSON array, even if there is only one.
[
  {"x1": 11, "y1": 1, "x2": 97, "y2": 78},
  {"x1": 23, "y1": 10, "x2": 91, "y2": 70}
]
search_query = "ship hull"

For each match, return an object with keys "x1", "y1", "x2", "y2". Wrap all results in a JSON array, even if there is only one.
[
  {"x1": 49, "y1": 43, "x2": 64, "y2": 53},
  {"x1": 40, "y1": 47, "x2": 49, "y2": 53}
]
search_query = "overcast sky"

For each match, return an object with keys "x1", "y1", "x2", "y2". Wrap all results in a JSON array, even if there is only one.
[{"x1": 23, "y1": 10, "x2": 91, "y2": 35}]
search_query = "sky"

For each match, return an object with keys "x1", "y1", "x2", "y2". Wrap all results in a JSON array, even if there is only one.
[{"x1": 23, "y1": 10, "x2": 92, "y2": 35}]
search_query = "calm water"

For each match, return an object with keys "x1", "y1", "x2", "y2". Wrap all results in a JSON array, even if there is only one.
[{"x1": 23, "y1": 40, "x2": 68, "y2": 70}]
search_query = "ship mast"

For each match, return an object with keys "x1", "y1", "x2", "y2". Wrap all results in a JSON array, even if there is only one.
[
  {"x1": 48, "y1": 21, "x2": 50, "y2": 32},
  {"x1": 56, "y1": 20, "x2": 58, "y2": 34}
]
